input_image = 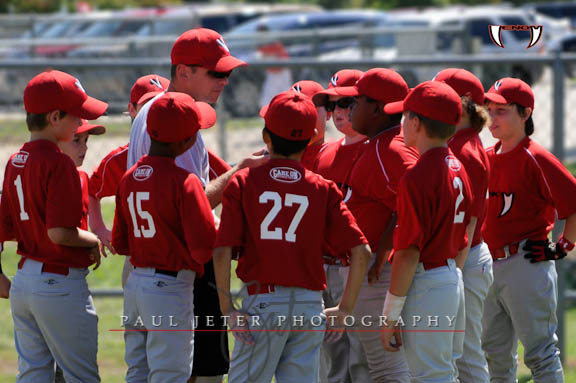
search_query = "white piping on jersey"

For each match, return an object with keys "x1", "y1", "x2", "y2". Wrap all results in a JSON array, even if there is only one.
[
  {"x1": 375, "y1": 137, "x2": 397, "y2": 195},
  {"x1": 523, "y1": 148, "x2": 553, "y2": 198},
  {"x1": 95, "y1": 146, "x2": 128, "y2": 199}
]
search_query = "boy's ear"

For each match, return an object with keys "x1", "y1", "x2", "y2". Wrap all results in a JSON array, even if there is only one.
[
  {"x1": 521, "y1": 107, "x2": 533, "y2": 122},
  {"x1": 47, "y1": 110, "x2": 61, "y2": 126},
  {"x1": 262, "y1": 128, "x2": 270, "y2": 144}
]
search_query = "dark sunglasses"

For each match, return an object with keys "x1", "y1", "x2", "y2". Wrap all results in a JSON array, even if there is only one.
[
  {"x1": 207, "y1": 70, "x2": 232, "y2": 79},
  {"x1": 325, "y1": 97, "x2": 356, "y2": 112}
]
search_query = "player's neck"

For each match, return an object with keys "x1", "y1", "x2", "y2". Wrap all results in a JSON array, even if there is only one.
[
  {"x1": 367, "y1": 122, "x2": 396, "y2": 139},
  {"x1": 343, "y1": 134, "x2": 365, "y2": 146},
  {"x1": 416, "y1": 136, "x2": 447, "y2": 156},
  {"x1": 148, "y1": 145, "x2": 176, "y2": 159},
  {"x1": 269, "y1": 152, "x2": 302, "y2": 162},
  {"x1": 499, "y1": 132, "x2": 526, "y2": 154},
  {"x1": 30, "y1": 130, "x2": 58, "y2": 144}
]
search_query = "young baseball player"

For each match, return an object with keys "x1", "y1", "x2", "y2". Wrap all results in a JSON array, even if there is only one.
[
  {"x1": 433, "y1": 68, "x2": 493, "y2": 383},
  {"x1": 482, "y1": 77, "x2": 576, "y2": 382},
  {"x1": 112, "y1": 92, "x2": 217, "y2": 383},
  {"x1": 88, "y1": 74, "x2": 169, "y2": 255},
  {"x1": 260, "y1": 80, "x2": 329, "y2": 170},
  {"x1": 213, "y1": 91, "x2": 371, "y2": 383},
  {"x1": 311, "y1": 69, "x2": 372, "y2": 383},
  {"x1": 0, "y1": 69, "x2": 107, "y2": 382},
  {"x1": 326, "y1": 68, "x2": 415, "y2": 383},
  {"x1": 380, "y1": 81, "x2": 474, "y2": 383}
]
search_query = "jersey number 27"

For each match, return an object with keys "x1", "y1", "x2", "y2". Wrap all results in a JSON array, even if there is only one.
[{"x1": 259, "y1": 191, "x2": 309, "y2": 243}]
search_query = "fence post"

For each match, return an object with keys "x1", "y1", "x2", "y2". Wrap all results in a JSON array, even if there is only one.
[
  {"x1": 552, "y1": 50, "x2": 566, "y2": 364},
  {"x1": 217, "y1": 96, "x2": 228, "y2": 162}
]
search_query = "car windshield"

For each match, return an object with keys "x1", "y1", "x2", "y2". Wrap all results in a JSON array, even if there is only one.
[{"x1": 78, "y1": 21, "x2": 122, "y2": 37}]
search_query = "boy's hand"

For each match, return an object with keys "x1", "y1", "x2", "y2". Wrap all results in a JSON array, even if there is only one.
[
  {"x1": 381, "y1": 320, "x2": 402, "y2": 352},
  {"x1": 90, "y1": 240, "x2": 106, "y2": 270},
  {"x1": 228, "y1": 310, "x2": 255, "y2": 345},
  {"x1": 94, "y1": 227, "x2": 115, "y2": 254},
  {"x1": 0, "y1": 273, "x2": 11, "y2": 299},
  {"x1": 323, "y1": 306, "x2": 351, "y2": 343}
]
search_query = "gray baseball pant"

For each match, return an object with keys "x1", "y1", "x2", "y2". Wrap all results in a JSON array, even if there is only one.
[
  {"x1": 10, "y1": 258, "x2": 100, "y2": 383},
  {"x1": 481, "y1": 241, "x2": 564, "y2": 383}
]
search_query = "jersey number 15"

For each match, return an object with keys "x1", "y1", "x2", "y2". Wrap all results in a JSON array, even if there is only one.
[{"x1": 127, "y1": 192, "x2": 156, "y2": 238}]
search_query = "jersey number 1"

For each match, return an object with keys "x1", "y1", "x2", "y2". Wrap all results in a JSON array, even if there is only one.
[
  {"x1": 259, "y1": 192, "x2": 309, "y2": 243},
  {"x1": 14, "y1": 175, "x2": 30, "y2": 221},
  {"x1": 127, "y1": 192, "x2": 156, "y2": 238}
]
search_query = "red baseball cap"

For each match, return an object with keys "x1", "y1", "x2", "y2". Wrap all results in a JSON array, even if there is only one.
[
  {"x1": 77, "y1": 119, "x2": 105, "y2": 135},
  {"x1": 259, "y1": 80, "x2": 324, "y2": 117},
  {"x1": 137, "y1": 91, "x2": 163, "y2": 106},
  {"x1": 24, "y1": 70, "x2": 108, "y2": 120},
  {"x1": 384, "y1": 81, "x2": 462, "y2": 126},
  {"x1": 171, "y1": 28, "x2": 247, "y2": 72},
  {"x1": 147, "y1": 92, "x2": 217, "y2": 143},
  {"x1": 484, "y1": 77, "x2": 534, "y2": 109},
  {"x1": 312, "y1": 69, "x2": 363, "y2": 106},
  {"x1": 130, "y1": 74, "x2": 169, "y2": 104},
  {"x1": 336, "y1": 68, "x2": 409, "y2": 105},
  {"x1": 264, "y1": 91, "x2": 317, "y2": 141},
  {"x1": 433, "y1": 68, "x2": 484, "y2": 105}
]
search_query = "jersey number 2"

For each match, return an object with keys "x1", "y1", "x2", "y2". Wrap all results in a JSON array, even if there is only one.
[
  {"x1": 259, "y1": 192, "x2": 309, "y2": 243},
  {"x1": 453, "y1": 177, "x2": 465, "y2": 224},
  {"x1": 127, "y1": 192, "x2": 156, "y2": 238}
]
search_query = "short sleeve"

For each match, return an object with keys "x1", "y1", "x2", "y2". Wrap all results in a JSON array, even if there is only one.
[
  {"x1": 46, "y1": 156, "x2": 83, "y2": 229},
  {"x1": 215, "y1": 174, "x2": 246, "y2": 248},
  {"x1": 393, "y1": 175, "x2": 425, "y2": 251},
  {"x1": 127, "y1": 113, "x2": 151, "y2": 169},
  {"x1": 324, "y1": 182, "x2": 368, "y2": 254},
  {"x1": 111, "y1": 186, "x2": 130, "y2": 255},
  {"x1": 89, "y1": 147, "x2": 127, "y2": 199},
  {"x1": 533, "y1": 151, "x2": 576, "y2": 219},
  {"x1": 180, "y1": 174, "x2": 216, "y2": 265}
]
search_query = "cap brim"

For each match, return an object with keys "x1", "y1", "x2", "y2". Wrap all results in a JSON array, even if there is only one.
[
  {"x1": 333, "y1": 86, "x2": 360, "y2": 97},
  {"x1": 259, "y1": 104, "x2": 269, "y2": 118},
  {"x1": 77, "y1": 123, "x2": 106, "y2": 135},
  {"x1": 383, "y1": 100, "x2": 405, "y2": 115},
  {"x1": 68, "y1": 96, "x2": 108, "y2": 120},
  {"x1": 137, "y1": 91, "x2": 162, "y2": 106},
  {"x1": 484, "y1": 92, "x2": 508, "y2": 105},
  {"x1": 213, "y1": 55, "x2": 248, "y2": 72},
  {"x1": 196, "y1": 101, "x2": 217, "y2": 129}
]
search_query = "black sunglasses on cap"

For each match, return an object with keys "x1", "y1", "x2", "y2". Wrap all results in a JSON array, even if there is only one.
[{"x1": 325, "y1": 97, "x2": 356, "y2": 112}]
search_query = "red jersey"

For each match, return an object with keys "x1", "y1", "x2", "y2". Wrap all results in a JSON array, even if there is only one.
[
  {"x1": 215, "y1": 159, "x2": 367, "y2": 290},
  {"x1": 112, "y1": 156, "x2": 216, "y2": 275},
  {"x1": 89, "y1": 144, "x2": 128, "y2": 199},
  {"x1": 313, "y1": 138, "x2": 366, "y2": 190},
  {"x1": 78, "y1": 169, "x2": 89, "y2": 230},
  {"x1": 208, "y1": 148, "x2": 231, "y2": 181},
  {"x1": 346, "y1": 127, "x2": 418, "y2": 252},
  {"x1": 0, "y1": 140, "x2": 92, "y2": 268},
  {"x1": 394, "y1": 147, "x2": 473, "y2": 268},
  {"x1": 482, "y1": 137, "x2": 576, "y2": 250},
  {"x1": 448, "y1": 128, "x2": 490, "y2": 247},
  {"x1": 301, "y1": 142, "x2": 329, "y2": 170}
]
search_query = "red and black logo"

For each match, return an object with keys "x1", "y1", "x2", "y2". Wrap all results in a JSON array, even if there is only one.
[{"x1": 488, "y1": 25, "x2": 543, "y2": 49}]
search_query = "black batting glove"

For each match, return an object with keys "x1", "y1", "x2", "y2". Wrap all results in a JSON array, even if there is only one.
[{"x1": 523, "y1": 239, "x2": 567, "y2": 263}]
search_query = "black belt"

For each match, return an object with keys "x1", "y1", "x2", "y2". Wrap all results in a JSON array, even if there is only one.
[{"x1": 135, "y1": 267, "x2": 180, "y2": 277}]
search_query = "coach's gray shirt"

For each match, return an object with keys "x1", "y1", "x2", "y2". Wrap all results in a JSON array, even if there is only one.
[{"x1": 127, "y1": 91, "x2": 210, "y2": 186}]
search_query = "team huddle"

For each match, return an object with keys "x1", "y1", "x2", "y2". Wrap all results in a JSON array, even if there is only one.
[{"x1": 0, "y1": 26, "x2": 575, "y2": 383}]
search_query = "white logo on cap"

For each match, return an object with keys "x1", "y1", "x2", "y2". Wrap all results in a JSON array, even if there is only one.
[
  {"x1": 432, "y1": 72, "x2": 439, "y2": 81},
  {"x1": 292, "y1": 84, "x2": 302, "y2": 93},
  {"x1": 75, "y1": 79, "x2": 86, "y2": 93},
  {"x1": 494, "y1": 80, "x2": 502, "y2": 91},
  {"x1": 150, "y1": 77, "x2": 164, "y2": 89},
  {"x1": 331, "y1": 74, "x2": 338, "y2": 87},
  {"x1": 216, "y1": 38, "x2": 230, "y2": 53}
]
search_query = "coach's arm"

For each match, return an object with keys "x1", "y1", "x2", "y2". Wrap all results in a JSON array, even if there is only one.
[{"x1": 205, "y1": 156, "x2": 267, "y2": 208}]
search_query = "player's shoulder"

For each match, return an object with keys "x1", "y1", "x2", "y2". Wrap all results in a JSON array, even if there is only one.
[
  {"x1": 523, "y1": 139, "x2": 557, "y2": 164},
  {"x1": 103, "y1": 144, "x2": 129, "y2": 162},
  {"x1": 378, "y1": 127, "x2": 418, "y2": 158}
]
